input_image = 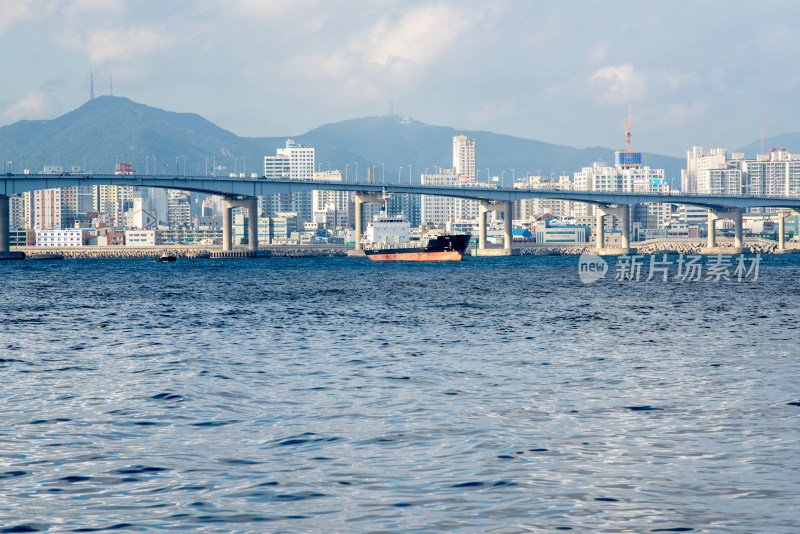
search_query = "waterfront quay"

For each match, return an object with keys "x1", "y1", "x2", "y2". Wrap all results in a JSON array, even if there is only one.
[
  {"x1": 10, "y1": 244, "x2": 351, "y2": 259},
  {"x1": 8, "y1": 238, "x2": 796, "y2": 260}
]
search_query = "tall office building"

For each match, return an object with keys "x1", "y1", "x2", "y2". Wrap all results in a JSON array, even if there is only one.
[{"x1": 453, "y1": 136, "x2": 476, "y2": 181}]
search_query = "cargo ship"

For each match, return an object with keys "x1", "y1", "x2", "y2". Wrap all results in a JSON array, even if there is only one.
[
  {"x1": 364, "y1": 234, "x2": 471, "y2": 261},
  {"x1": 361, "y1": 210, "x2": 470, "y2": 261}
]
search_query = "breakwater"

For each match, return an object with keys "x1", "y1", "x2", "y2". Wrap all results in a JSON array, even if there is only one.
[
  {"x1": 13, "y1": 245, "x2": 350, "y2": 259},
  {"x1": 12, "y1": 239, "x2": 797, "y2": 259}
]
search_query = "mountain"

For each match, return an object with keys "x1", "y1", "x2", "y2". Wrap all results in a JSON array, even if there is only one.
[
  {"x1": 737, "y1": 133, "x2": 800, "y2": 157},
  {"x1": 0, "y1": 96, "x2": 684, "y2": 183}
]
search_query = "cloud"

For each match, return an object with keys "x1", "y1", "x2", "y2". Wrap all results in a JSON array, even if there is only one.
[
  {"x1": 351, "y1": 3, "x2": 471, "y2": 68},
  {"x1": 58, "y1": 26, "x2": 175, "y2": 64},
  {"x1": 2, "y1": 92, "x2": 58, "y2": 122},
  {"x1": 654, "y1": 100, "x2": 707, "y2": 130},
  {"x1": 59, "y1": 0, "x2": 123, "y2": 17},
  {"x1": 285, "y1": 2, "x2": 474, "y2": 102},
  {"x1": 231, "y1": 0, "x2": 317, "y2": 19},
  {"x1": 465, "y1": 102, "x2": 517, "y2": 129},
  {"x1": 0, "y1": 0, "x2": 36, "y2": 35},
  {"x1": 590, "y1": 63, "x2": 646, "y2": 104}
]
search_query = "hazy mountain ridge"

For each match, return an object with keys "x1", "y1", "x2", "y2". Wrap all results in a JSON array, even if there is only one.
[{"x1": 3, "y1": 95, "x2": 781, "y2": 183}]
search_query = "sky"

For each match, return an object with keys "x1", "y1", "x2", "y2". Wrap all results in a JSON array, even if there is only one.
[{"x1": 1, "y1": 0, "x2": 799, "y2": 157}]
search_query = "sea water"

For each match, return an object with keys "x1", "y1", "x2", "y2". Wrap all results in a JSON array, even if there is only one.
[{"x1": 1, "y1": 255, "x2": 799, "y2": 533}]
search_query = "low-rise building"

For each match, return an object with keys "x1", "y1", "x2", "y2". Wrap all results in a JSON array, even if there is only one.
[
  {"x1": 532, "y1": 218, "x2": 589, "y2": 243},
  {"x1": 35, "y1": 228, "x2": 89, "y2": 247},
  {"x1": 125, "y1": 229, "x2": 158, "y2": 246}
]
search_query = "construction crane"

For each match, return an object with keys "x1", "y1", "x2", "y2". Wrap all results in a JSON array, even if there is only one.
[{"x1": 625, "y1": 104, "x2": 632, "y2": 152}]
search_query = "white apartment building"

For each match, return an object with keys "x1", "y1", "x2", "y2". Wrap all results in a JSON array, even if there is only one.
[
  {"x1": 35, "y1": 228, "x2": 88, "y2": 247},
  {"x1": 682, "y1": 146, "x2": 800, "y2": 199},
  {"x1": 311, "y1": 170, "x2": 350, "y2": 228},
  {"x1": 573, "y1": 161, "x2": 671, "y2": 230},
  {"x1": 742, "y1": 148, "x2": 800, "y2": 197},
  {"x1": 682, "y1": 147, "x2": 744, "y2": 195},
  {"x1": 514, "y1": 175, "x2": 574, "y2": 221},
  {"x1": 262, "y1": 139, "x2": 315, "y2": 220},
  {"x1": 32, "y1": 188, "x2": 65, "y2": 230},
  {"x1": 452, "y1": 135, "x2": 476, "y2": 180},
  {"x1": 420, "y1": 169, "x2": 479, "y2": 225}
]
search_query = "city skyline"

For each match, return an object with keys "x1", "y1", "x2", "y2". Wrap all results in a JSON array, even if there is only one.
[{"x1": 1, "y1": 1, "x2": 799, "y2": 157}]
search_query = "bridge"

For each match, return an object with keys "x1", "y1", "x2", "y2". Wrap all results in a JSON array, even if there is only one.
[{"x1": 3, "y1": 173, "x2": 800, "y2": 257}]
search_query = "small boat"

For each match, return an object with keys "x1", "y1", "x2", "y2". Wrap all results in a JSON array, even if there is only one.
[
  {"x1": 156, "y1": 251, "x2": 177, "y2": 262},
  {"x1": 27, "y1": 253, "x2": 65, "y2": 260}
]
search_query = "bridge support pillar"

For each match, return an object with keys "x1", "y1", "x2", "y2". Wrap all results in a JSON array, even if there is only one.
[
  {"x1": 592, "y1": 204, "x2": 633, "y2": 255},
  {"x1": 503, "y1": 201, "x2": 512, "y2": 254},
  {"x1": 476, "y1": 201, "x2": 514, "y2": 256},
  {"x1": 348, "y1": 192, "x2": 384, "y2": 257},
  {"x1": 245, "y1": 196, "x2": 258, "y2": 252},
  {"x1": 0, "y1": 195, "x2": 8, "y2": 254},
  {"x1": 701, "y1": 207, "x2": 745, "y2": 254},
  {"x1": 595, "y1": 210, "x2": 605, "y2": 249},
  {"x1": 779, "y1": 214, "x2": 786, "y2": 251},
  {"x1": 478, "y1": 203, "x2": 488, "y2": 250},
  {"x1": 222, "y1": 201, "x2": 233, "y2": 252},
  {"x1": 707, "y1": 211, "x2": 718, "y2": 248},
  {"x1": 733, "y1": 208, "x2": 743, "y2": 250},
  {"x1": 221, "y1": 196, "x2": 259, "y2": 253}
]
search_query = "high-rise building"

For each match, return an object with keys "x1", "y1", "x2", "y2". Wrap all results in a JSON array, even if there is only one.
[
  {"x1": 420, "y1": 169, "x2": 479, "y2": 225},
  {"x1": 742, "y1": 148, "x2": 800, "y2": 197},
  {"x1": 312, "y1": 170, "x2": 351, "y2": 228},
  {"x1": 453, "y1": 136, "x2": 476, "y2": 181},
  {"x1": 683, "y1": 145, "x2": 800, "y2": 199},
  {"x1": 9, "y1": 195, "x2": 27, "y2": 229},
  {"x1": 573, "y1": 161, "x2": 670, "y2": 234},
  {"x1": 386, "y1": 193, "x2": 421, "y2": 228},
  {"x1": 262, "y1": 139, "x2": 314, "y2": 220},
  {"x1": 514, "y1": 175, "x2": 574, "y2": 221},
  {"x1": 32, "y1": 189, "x2": 65, "y2": 230},
  {"x1": 167, "y1": 190, "x2": 192, "y2": 228}
]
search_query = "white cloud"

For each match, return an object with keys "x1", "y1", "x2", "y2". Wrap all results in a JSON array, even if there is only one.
[
  {"x1": 590, "y1": 63, "x2": 646, "y2": 104},
  {"x1": 465, "y1": 102, "x2": 516, "y2": 130},
  {"x1": 230, "y1": 0, "x2": 317, "y2": 19},
  {"x1": 58, "y1": 26, "x2": 175, "y2": 64},
  {"x1": 59, "y1": 0, "x2": 123, "y2": 17},
  {"x1": 2, "y1": 92, "x2": 58, "y2": 122},
  {"x1": 351, "y1": 3, "x2": 470, "y2": 68},
  {"x1": 654, "y1": 101, "x2": 707, "y2": 130},
  {"x1": 0, "y1": 0, "x2": 36, "y2": 35},
  {"x1": 284, "y1": 2, "x2": 474, "y2": 102}
]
